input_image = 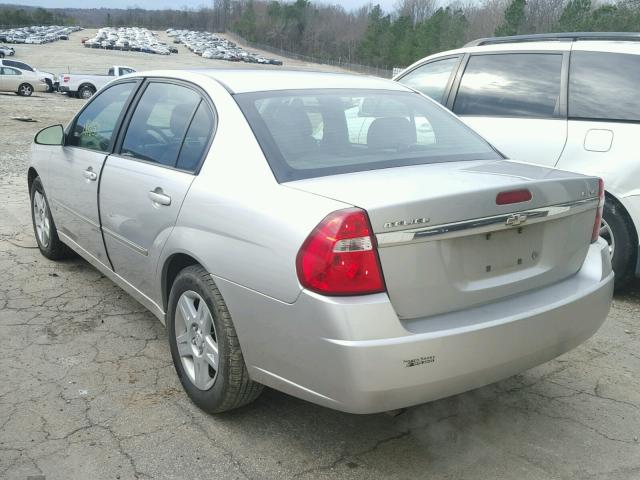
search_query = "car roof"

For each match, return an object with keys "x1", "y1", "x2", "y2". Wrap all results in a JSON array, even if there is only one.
[{"x1": 133, "y1": 69, "x2": 410, "y2": 94}]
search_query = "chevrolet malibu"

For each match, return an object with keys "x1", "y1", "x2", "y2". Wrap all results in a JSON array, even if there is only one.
[{"x1": 28, "y1": 70, "x2": 613, "y2": 414}]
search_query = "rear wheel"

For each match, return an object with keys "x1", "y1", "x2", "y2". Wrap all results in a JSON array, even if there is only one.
[
  {"x1": 0, "y1": 52, "x2": 4, "y2": 58},
  {"x1": 601, "y1": 199, "x2": 636, "y2": 289},
  {"x1": 167, "y1": 265, "x2": 263, "y2": 413},
  {"x1": 18, "y1": 83, "x2": 33, "y2": 96},
  {"x1": 78, "y1": 85, "x2": 95, "y2": 100},
  {"x1": 30, "y1": 176, "x2": 73, "y2": 260}
]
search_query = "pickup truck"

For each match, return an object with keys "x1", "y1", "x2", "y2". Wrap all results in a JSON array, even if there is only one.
[{"x1": 58, "y1": 65, "x2": 136, "y2": 99}]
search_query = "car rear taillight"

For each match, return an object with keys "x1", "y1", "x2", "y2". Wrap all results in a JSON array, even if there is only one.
[
  {"x1": 63, "y1": 75, "x2": 70, "y2": 83},
  {"x1": 591, "y1": 178, "x2": 605, "y2": 243},
  {"x1": 296, "y1": 208, "x2": 385, "y2": 296}
]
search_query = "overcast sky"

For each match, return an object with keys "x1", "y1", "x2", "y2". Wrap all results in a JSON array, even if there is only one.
[{"x1": 3, "y1": 0, "x2": 398, "y2": 11}]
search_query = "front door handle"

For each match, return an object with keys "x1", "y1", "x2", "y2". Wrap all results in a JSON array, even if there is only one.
[
  {"x1": 83, "y1": 168, "x2": 97, "y2": 181},
  {"x1": 148, "y1": 188, "x2": 171, "y2": 206}
]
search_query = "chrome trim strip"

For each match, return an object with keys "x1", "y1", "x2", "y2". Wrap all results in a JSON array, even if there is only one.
[
  {"x1": 51, "y1": 199, "x2": 100, "y2": 230},
  {"x1": 376, "y1": 197, "x2": 599, "y2": 247},
  {"x1": 102, "y1": 227, "x2": 149, "y2": 256}
]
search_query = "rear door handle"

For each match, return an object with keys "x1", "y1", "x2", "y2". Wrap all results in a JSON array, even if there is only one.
[
  {"x1": 148, "y1": 189, "x2": 171, "y2": 206},
  {"x1": 83, "y1": 168, "x2": 97, "y2": 181}
]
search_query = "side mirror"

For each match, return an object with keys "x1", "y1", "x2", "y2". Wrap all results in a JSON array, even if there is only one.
[{"x1": 34, "y1": 124, "x2": 64, "y2": 146}]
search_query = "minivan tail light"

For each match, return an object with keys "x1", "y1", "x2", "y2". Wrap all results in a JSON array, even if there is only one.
[
  {"x1": 296, "y1": 208, "x2": 386, "y2": 296},
  {"x1": 591, "y1": 178, "x2": 605, "y2": 243},
  {"x1": 496, "y1": 189, "x2": 532, "y2": 205}
]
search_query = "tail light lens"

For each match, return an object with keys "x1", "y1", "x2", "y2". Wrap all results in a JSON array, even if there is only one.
[
  {"x1": 591, "y1": 178, "x2": 605, "y2": 243},
  {"x1": 296, "y1": 208, "x2": 385, "y2": 296},
  {"x1": 63, "y1": 75, "x2": 70, "y2": 83}
]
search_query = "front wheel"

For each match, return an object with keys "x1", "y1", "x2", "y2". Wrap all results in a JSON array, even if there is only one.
[
  {"x1": 601, "y1": 200, "x2": 637, "y2": 289},
  {"x1": 18, "y1": 83, "x2": 33, "y2": 96},
  {"x1": 30, "y1": 176, "x2": 73, "y2": 260},
  {"x1": 167, "y1": 265, "x2": 263, "y2": 414}
]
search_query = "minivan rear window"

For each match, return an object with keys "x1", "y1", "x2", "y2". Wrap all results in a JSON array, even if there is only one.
[{"x1": 235, "y1": 89, "x2": 500, "y2": 182}]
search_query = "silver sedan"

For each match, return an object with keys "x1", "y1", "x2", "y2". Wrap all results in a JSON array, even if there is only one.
[{"x1": 28, "y1": 70, "x2": 613, "y2": 414}]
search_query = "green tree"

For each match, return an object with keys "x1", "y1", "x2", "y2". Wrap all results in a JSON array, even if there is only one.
[
  {"x1": 556, "y1": 0, "x2": 591, "y2": 31},
  {"x1": 495, "y1": 0, "x2": 526, "y2": 36}
]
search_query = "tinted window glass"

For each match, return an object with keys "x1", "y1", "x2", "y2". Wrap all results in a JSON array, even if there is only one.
[
  {"x1": 454, "y1": 54, "x2": 563, "y2": 118},
  {"x1": 236, "y1": 89, "x2": 500, "y2": 182},
  {"x1": 68, "y1": 82, "x2": 136, "y2": 152},
  {"x1": 176, "y1": 102, "x2": 214, "y2": 171},
  {"x1": 399, "y1": 57, "x2": 459, "y2": 104},
  {"x1": 1, "y1": 67, "x2": 20, "y2": 75},
  {"x1": 121, "y1": 82, "x2": 200, "y2": 166},
  {"x1": 570, "y1": 51, "x2": 640, "y2": 121}
]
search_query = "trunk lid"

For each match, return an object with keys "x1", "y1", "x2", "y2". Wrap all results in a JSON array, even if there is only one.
[{"x1": 286, "y1": 160, "x2": 600, "y2": 320}]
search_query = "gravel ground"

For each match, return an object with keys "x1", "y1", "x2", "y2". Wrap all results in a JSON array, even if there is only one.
[{"x1": 1, "y1": 29, "x2": 639, "y2": 480}]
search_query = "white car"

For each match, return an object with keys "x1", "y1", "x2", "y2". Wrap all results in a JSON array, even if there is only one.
[{"x1": 395, "y1": 32, "x2": 640, "y2": 288}]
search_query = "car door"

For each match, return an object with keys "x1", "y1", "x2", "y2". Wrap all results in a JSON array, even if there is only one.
[
  {"x1": 1, "y1": 66, "x2": 22, "y2": 91},
  {"x1": 99, "y1": 80, "x2": 215, "y2": 298},
  {"x1": 395, "y1": 55, "x2": 462, "y2": 105},
  {"x1": 449, "y1": 52, "x2": 568, "y2": 166},
  {"x1": 47, "y1": 80, "x2": 139, "y2": 267}
]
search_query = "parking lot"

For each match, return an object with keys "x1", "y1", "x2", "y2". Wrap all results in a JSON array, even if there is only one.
[{"x1": 1, "y1": 29, "x2": 639, "y2": 480}]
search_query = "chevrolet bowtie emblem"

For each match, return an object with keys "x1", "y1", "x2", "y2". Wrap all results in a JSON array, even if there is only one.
[{"x1": 506, "y1": 213, "x2": 528, "y2": 226}]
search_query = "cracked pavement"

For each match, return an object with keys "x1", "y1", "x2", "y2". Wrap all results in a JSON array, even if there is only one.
[{"x1": 1, "y1": 50, "x2": 640, "y2": 479}]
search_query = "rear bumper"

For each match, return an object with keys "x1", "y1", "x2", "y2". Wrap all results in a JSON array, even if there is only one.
[
  {"x1": 218, "y1": 239, "x2": 613, "y2": 414},
  {"x1": 58, "y1": 86, "x2": 71, "y2": 93}
]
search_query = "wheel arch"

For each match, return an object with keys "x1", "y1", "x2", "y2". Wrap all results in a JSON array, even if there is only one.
[
  {"x1": 28, "y1": 167, "x2": 39, "y2": 193},
  {"x1": 161, "y1": 252, "x2": 201, "y2": 312}
]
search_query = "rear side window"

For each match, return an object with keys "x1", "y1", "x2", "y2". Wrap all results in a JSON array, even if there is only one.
[
  {"x1": 235, "y1": 89, "x2": 500, "y2": 182},
  {"x1": 399, "y1": 57, "x2": 459, "y2": 104},
  {"x1": 453, "y1": 54, "x2": 563, "y2": 118},
  {"x1": 176, "y1": 101, "x2": 215, "y2": 171},
  {"x1": 121, "y1": 82, "x2": 201, "y2": 167},
  {"x1": 68, "y1": 82, "x2": 136, "y2": 152},
  {"x1": 569, "y1": 51, "x2": 640, "y2": 121}
]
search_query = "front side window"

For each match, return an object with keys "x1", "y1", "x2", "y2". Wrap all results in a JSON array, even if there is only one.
[
  {"x1": 453, "y1": 53, "x2": 563, "y2": 118},
  {"x1": 68, "y1": 82, "x2": 137, "y2": 152},
  {"x1": 1, "y1": 67, "x2": 21, "y2": 75},
  {"x1": 569, "y1": 51, "x2": 640, "y2": 121},
  {"x1": 398, "y1": 57, "x2": 459, "y2": 104},
  {"x1": 235, "y1": 89, "x2": 500, "y2": 182},
  {"x1": 121, "y1": 82, "x2": 201, "y2": 166}
]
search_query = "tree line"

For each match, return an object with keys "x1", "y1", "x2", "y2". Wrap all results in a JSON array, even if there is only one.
[{"x1": 2, "y1": 0, "x2": 640, "y2": 68}]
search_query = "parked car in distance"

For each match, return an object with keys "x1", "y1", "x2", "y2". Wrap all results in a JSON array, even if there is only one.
[
  {"x1": 58, "y1": 65, "x2": 136, "y2": 99},
  {"x1": 0, "y1": 58, "x2": 55, "y2": 92},
  {"x1": 28, "y1": 70, "x2": 613, "y2": 414},
  {"x1": 0, "y1": 45, "x2": 15, "y2": 57},
  {"x1": 395, "y1": 32, "x2": 640, "y2": 289},
  {"x1": 0, "y1": 65, "x2": 47, "y2": 96}
]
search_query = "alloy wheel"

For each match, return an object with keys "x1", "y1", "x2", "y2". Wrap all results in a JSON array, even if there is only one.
[
  {"x1": 19, "y1": 84, "x2": 33, "y2": 96},
  {"x1": 600, "y1": 218, "x2": 615, "y2": 258},
  {"x1": 33, "y1": 190, "x2": 50, "y2": 248},
  {"x1": 174, "y1": 290, "x2": 219, "y2": 390}
]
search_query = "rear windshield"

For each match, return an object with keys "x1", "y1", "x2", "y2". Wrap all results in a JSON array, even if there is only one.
[{"x1": 235, "y1": 89, "x2": 501, "y2": 182}]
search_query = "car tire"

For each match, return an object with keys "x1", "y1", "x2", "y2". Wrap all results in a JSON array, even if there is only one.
[
  {"x1": 78, "y1": 85, "x2": 95, "y2": 100},
  {"x1": 18, "y1": 83, "x2": 33, "y2": 96},
  {"x1": 601, "y1": 198, "x2": 637, "y2": 289},
  {"x1": 30, "y1": 176, "x2": 74, "y2": 260},
  {"x1": 167, "y1": 265, "x2": 263, "y2": 414},
  {"x1": 45, "y1": 78, "x2": 53, "y2": 93},
  {"x1": 0, "y1": 52, "x2": 4, "y2": 58}
]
